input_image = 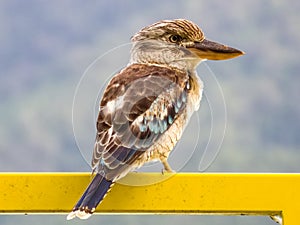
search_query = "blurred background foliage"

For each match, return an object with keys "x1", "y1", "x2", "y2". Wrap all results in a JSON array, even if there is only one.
[{"x1": 0, "y1": 0, "x2": 299, "y2": 224}]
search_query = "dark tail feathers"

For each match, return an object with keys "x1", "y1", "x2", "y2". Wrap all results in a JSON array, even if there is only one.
[{"x1": 67, "y1": 173, "x2": 113, "y2": 220}]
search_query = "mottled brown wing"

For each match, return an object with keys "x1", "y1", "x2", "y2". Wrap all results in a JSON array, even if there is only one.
[{"x1": 91, "y1": 64, "x2": 189, "y2": 179}]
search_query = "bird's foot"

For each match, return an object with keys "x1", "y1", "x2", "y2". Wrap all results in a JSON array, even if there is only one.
[
  {"x1": 161, "y1": 159, "x2": 175, "y2": 174},
  {"x1": 161, "y1": 168, "x2": 176, "y2": 175}
]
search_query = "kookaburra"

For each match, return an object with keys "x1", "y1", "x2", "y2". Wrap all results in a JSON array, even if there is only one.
[{"x1": 67, "y1": 19, "x2": 244, "y2": 220}]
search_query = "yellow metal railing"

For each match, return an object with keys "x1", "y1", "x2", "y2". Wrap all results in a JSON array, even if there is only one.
[{"x1": 1, "y1": 173, "x2": 299, "y2": 224}]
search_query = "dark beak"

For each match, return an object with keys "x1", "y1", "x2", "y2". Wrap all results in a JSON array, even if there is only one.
[{"x1": 188, "y1": 39, "x2": 245, "y2": 60}]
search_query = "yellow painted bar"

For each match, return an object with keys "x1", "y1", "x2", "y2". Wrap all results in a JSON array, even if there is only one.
[{"x1": 0, "y1": 173, "x2": 300, "y2": 225}]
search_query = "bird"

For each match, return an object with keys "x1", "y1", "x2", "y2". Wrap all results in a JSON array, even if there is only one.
[{"x1": 67, "y1": 19, "x2": 244, "y2": 220}]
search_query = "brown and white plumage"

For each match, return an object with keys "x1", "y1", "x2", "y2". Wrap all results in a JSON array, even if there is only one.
[
  {"x1": 92, "y1": 63, "x2": 195, "y2": 179},
  {"x1": 67, "y1": 19, "x2": 244, "y2": 220}
]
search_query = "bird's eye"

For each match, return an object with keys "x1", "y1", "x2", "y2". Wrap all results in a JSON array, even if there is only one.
[{"x1": 169, "y1": 35, "x2": 182, "y2": 43}]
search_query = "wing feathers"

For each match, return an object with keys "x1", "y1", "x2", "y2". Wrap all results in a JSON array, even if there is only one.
[{"x1": 92, "y1": 63, "x2": 189, "y2": 178}]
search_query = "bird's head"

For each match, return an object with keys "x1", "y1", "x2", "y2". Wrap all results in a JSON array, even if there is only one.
[{"x1": 130, "y1": 19, "x2": 244, "y2": 70}]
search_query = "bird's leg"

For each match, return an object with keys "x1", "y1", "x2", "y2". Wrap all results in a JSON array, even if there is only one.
[{"x1": 160, "y1": 158, "x2": 175, "y2": 174}]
